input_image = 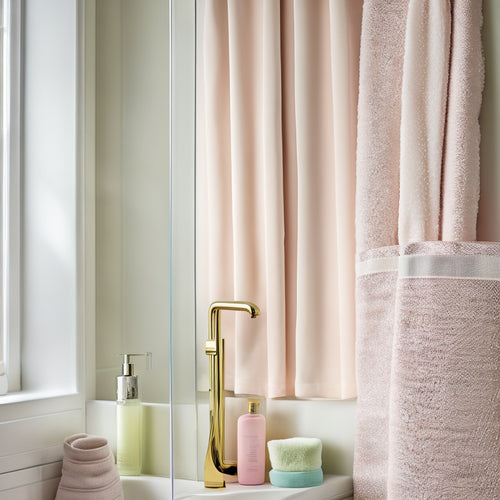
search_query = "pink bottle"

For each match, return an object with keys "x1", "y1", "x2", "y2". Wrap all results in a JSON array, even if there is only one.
[{"x1": 237, "y1": 398, "x2": 266, "y2": 485}]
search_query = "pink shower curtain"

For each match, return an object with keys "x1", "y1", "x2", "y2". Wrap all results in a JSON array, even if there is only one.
[
  {"x1": 354, "y1": 1, "x2": 499, "y2": 498},
  {"x1": 196, "y1": 0, "x2": 362, "y2": 399}
]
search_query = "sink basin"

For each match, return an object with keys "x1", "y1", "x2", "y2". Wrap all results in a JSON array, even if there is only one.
[{"x1": 121, "y1": 474, "x2": 353, "y2": 499}]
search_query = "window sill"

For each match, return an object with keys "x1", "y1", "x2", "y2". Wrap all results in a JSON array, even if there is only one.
[
  {"x1": 0, "y1": 391, "x2": 84, "y2": 423},
  {"x1": 0, "y1": 389, "x2": 78, "y2": 405}
]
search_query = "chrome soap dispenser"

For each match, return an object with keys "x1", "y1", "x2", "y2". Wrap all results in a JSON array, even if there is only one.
[{"x1": 116, "y1": 352, "x2": 151, "y2": 476}]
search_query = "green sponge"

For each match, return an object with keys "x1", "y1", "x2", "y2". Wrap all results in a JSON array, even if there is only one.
[{"x1": 267, "y1": 437, "x2": 322, "y2": 472}]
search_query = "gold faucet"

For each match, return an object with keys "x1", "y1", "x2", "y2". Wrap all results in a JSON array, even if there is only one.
[{"x1": 204, "y1": 301, "x2": 260, "y2": 488}]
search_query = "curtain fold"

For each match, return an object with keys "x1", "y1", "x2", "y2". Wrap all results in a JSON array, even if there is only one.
[
  {"x1": 226, "y1": 0, "x2": 286, "y2": 396},
  {"x1": 197, "y1": 0, "x2": 362, "y2": 399}
]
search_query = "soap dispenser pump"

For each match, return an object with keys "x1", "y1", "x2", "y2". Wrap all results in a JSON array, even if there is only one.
[{"x1": 116, "y1": 352, "x2": 151, "y2": 476}]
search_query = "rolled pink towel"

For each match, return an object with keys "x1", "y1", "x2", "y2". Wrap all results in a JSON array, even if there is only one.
[{"x1": 55, "y1": 433, "x2": 123, "y2": 500}]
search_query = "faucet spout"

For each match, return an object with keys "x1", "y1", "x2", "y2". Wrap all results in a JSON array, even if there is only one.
[{"x1": 204, "y1": 301, "x2": 260, "y2": 488}]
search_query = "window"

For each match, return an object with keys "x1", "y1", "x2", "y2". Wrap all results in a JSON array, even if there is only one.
[
  {"x1": 0, "y1": 0, "x2": 87, "y2": 485},
  {"x1": 1, "y1": 0, "x2": 84, "y2": 402}
]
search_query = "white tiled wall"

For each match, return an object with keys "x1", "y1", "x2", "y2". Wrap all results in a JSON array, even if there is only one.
[
  {"x1": 202, "y1": 398, "x2": 356, "y2": 481},
  {"x1": 86, "y1": 397, "x2": 356, "y2": 483}
]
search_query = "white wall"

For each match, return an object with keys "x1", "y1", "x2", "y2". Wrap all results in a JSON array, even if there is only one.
[
  {"x1": 203, "y1": 397, "x2": 356, "y2": 479},
  {"x1": 95, "y1": 0, "x2": 170, "y2": 403},
  {"x1": 86, "y1": 397, "x2": 355, "y2": 481}
]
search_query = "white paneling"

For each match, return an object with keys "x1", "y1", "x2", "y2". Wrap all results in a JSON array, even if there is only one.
[
  {"x1": 0, "y1": 462, "x2": 61, "y2": 492},
  {"x1": 0, "y1": 393, "x2": 83, "y2": 422},
  {"x1": 0, "y1": 447, "x2": 61, "y2": 478},
  {"x1": 0, "y1": 408, "x2": 84, "y2": 473},
  {"x1": 0, "y1": 478, "x2": 60, "y2": 500}
]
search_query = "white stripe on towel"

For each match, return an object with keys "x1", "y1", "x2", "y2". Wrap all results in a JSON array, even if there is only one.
[
  {"x1": 356, "y1": 256, "x2": 400, "y2": 276},
  {"x1": 356, "y1": 254, "x2": 500, "y2": 280}
]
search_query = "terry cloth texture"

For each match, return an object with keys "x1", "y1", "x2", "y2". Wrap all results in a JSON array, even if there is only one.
[
  {"x1": 387, "y1": 242, "x2": 500, "y2": 499},
  {"x1": 356, "y1": 0, "x2": 484, "y2": 254},
  {"x1": 353, "y1": 242, "x2": 500, "y2": 499},
  {"x1": 353, "y1": 246, "x2": 399, "y2": 499},
  {"x1": 55, "y1": 434, "x2": 123, "y2": 500}
]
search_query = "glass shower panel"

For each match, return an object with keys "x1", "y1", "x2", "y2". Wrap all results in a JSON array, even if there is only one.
[
  {"x1": 169, "y1": 0, "x2": 198, "y2": 494},
  {"x1": 170, "y1": 2, "x2": 246, "y2": 494},
  {"x1": 94, "y1": 0, "x2": 172, "y2": 489},
  {"x1": 95, "y1": 0, "x2": 171, "y2": 405}
]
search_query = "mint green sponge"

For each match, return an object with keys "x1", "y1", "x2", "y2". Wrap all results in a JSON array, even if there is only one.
[
  {"x1": 267, "y1": 437, "x2": 322, "y2": 472},
  {"x1": 269, "y1": 468, "x2": 323, "y2": 488}
]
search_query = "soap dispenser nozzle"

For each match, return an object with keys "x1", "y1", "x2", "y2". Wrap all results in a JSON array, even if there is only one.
[
  {"x1": 120, "y1": 352, "x2": 153, "y2": 376},
  {"x1": 117, "y1": 352, "x2": 152, "y2": 402}
]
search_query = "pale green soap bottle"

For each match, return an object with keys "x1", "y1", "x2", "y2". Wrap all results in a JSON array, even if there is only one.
[{"x1": 116, "y1": 353, "x2": 148, "y2": 475}]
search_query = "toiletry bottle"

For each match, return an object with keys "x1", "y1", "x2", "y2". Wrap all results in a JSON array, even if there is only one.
[
  {"x1": 116, "y1": 353, "x2": 151, "y2": 475},
  {"x1": 237, "y1": 398, "x2": 266, "y2": 485}
]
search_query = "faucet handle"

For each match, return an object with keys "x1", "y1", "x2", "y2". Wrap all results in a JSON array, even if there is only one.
[{"x1": 205, "y1": 340, "x2": 217, "y2": 356}]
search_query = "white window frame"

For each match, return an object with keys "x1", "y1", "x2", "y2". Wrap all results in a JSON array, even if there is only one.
[
  {"x1": 1, "y1": 0, "x2": 22, "y2": 395},
  {"x1": 0, "y1": 0, "x2": 4, "y2": 395},
  {"x1": 0, "y1": 0, "x2": 88, "y2": 486}
]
